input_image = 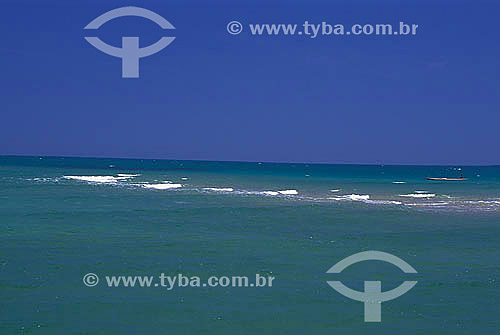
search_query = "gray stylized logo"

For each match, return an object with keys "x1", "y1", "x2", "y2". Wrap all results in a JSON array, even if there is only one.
[
  {"x1": 326, "y1": 251, "x2": 417, "y2": 322},
  {"x1": 84, "y1": 6, "x2": 175, "y2": 78}
]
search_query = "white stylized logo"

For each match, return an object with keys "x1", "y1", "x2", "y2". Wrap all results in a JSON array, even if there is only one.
[
  {"x1": 227, "y1": 21, "x2": 243, "y2": 35},
  {"x1": 83, "y1": 273, "x2": 99, "y2": 287},
  {"x1": 326, "y1": 251, "x2": 418, "y2": 322},
  {"x1": 84, "y1": 6, "x2": 175, "y2": 78}
]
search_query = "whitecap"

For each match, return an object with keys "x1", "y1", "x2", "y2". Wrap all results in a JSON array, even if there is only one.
[
  {"x1": 330, "y1": 189, "x2": 341, "y2": 193},
  {"x1": 399, "y1": 193, "x2": 436, "y2": 198},
  {"x1": 278, "y1": 190, "x2": 298, "y2": 195},
  {"x1": 406, "y1": 202, "x2": 448, "y2": 207},
  {"x1": 27, "y1": 177, "x2": 54, "y2": 182},
  {"x1": 329, "y1": 194, "x2": 370, "y2": 201},
  {"x1": 203, "y1": 187, "x2": 234, "y2": 192},
  {"x1": 262, "y1": 191, "x2": 279, "y2": 196},
  {"x1": 64, "y1": 175, "x2": 123, "y2": 183},
  {"x1": 475, "y1": 200, "x2": 500, "y2": 205},
  {"x1": 142, "y1": 183, "x2": 182, "y2": 190},
  {"x1": 392, "y1": 181, "x2": 406, "y2": 184},
  {"x1": 366, "y1": 200, "x2": 402, "y2": 205},
  {"x1": 344, "y1": 194, "x2": 370, "y2": 201}
]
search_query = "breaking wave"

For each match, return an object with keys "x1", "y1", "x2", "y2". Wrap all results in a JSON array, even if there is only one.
[
  {"x1": 203, "y1": 187, "x2": 234, "y2": 192},
  {"x1": 141, "y1": 183, "x2": 182, "y2": 190},
  {"x1": 399, "y1": 193, "x2": 436, "y2": 198},
  {"x1": 63, "y1": 175, "x2": 135, "y2": 183},
  {"x1": 330, "y1": 194, "x2": 370, "y2": 201},
  {"x1": 278, "y1": 190, "x2": 298, "y2": 195}
]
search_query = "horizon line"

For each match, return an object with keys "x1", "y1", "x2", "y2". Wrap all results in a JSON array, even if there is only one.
[{"x1": 1, "y1": 154, "x2": 499, "y2": 167}]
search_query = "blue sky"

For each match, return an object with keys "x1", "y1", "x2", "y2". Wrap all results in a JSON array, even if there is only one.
[{"x1": 1, "y1": 0, "x2": 499, "y2": 165}]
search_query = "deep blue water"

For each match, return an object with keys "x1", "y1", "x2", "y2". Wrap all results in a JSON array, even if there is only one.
[{"x1": 1, "y1": 156, "x2": 499, "y2": 334}]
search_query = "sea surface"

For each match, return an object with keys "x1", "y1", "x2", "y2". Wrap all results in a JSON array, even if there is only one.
[{"x1": 1, "y1": 156, "x2": 499, "y2": 334}]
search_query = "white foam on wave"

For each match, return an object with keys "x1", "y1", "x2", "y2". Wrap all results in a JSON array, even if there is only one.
[
  {"x1": 367, "y1": 200, "x2": 403, "y2": 205},
  {"x1": 399, "y1": 193, "x2": 436, "y2": 198},
  {"x1": 474, "y1": 200, "x2": 500, "y2": 205},
  {"x1": 262, "y1": 191, "x2": 279, "y2": 196},
  {"x1": 414, "y1": 190, "x2": 429, "y2": 194},
  {"x1": 142, "y1": 183, "x2": 182, "y2": 190},
  {"x1": 327, "y1": 194, "x2": 402, "y2": 205},
  {"x1": 203, "y1": 187, "x2": 234, "y2": 192},
  {"x1": 64, "y1": 173, "x2": 139, "y2": 184},
  {"x1": 233, "y1": 190, "x2": 279, "y2": 197},
  {"x1": 329, "y1": 194, "x2": 370, "y2": 201},
  {"x1": 27, "y1": 177, "x2": 55, "y2": 182},
  {"x1": 392, "y1": 181, "x2": 406, "y2": 184},
  {"x1": 406, "y1": 202, "x2": 448, "y2": 207},
  {"x1": 278, "y1": 190, "x2": 298, "y2": 195},
  {"x1": 64, "y1": 175, "x2": 124, "y2": 183},
  {"x1": 330, "y1": 189, "x2": 341, "y2": 193},
  {"x1": 181, "y1": 177, "x2": 189, "y2": 180},
  {"x1": 345, "y1": 194, "x2": 370, "y2": 201}
]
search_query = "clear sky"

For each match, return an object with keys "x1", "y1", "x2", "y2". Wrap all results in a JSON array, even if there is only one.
[{"x1": 1, "y1": 0, "x2": 499, "y2": 165}]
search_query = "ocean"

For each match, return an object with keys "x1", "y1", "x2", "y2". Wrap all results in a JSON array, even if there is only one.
[{"x1": 1, "y1": 156, "x2": 499, "y2": 334}]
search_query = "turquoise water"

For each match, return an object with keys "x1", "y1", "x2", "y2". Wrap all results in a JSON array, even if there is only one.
[{"x1": 1, "y1": 156, "x2": 499, "y2": 334}]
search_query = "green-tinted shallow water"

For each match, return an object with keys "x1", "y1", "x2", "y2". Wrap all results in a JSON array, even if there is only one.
[{"x1": 1, "y1": 156, "x2": 499, "y2": 334}]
